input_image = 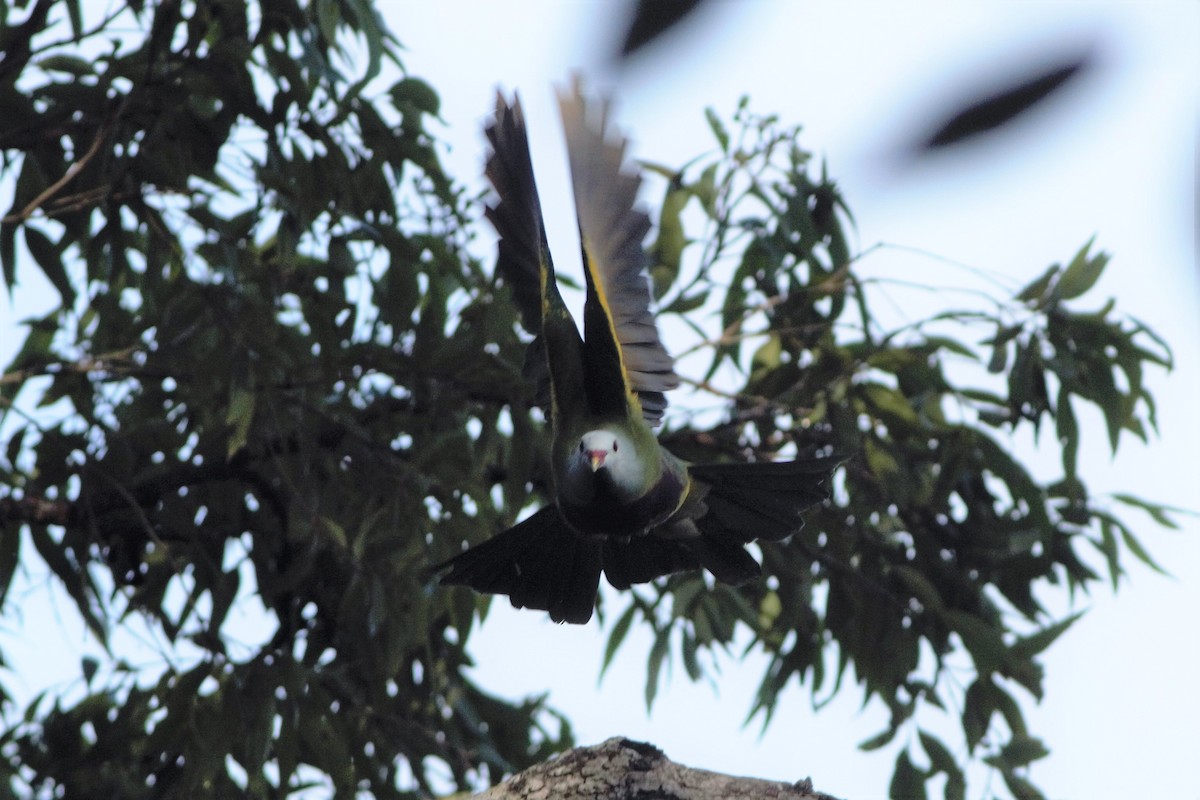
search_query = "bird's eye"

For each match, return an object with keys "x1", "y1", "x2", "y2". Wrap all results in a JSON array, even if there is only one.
[{"x1": 612, "y1": 439, "x2": 619, "y2": 452}]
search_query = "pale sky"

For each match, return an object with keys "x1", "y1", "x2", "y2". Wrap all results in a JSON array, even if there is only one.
[{"x1": 1, "y1": 2, "x2": 1197, "y2": 799}]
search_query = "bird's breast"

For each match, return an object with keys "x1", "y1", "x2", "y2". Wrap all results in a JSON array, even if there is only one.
[{"x1": 558, "y1": 466, "x2": 685, "y2": 538}]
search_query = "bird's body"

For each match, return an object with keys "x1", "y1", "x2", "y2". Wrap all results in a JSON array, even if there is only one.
[
  {"x1": 437, "y1": 78, "x2": 834, "y2": 623},
  {"x1": 557, "y1": 424, "x2": 687, "y2": 538}
]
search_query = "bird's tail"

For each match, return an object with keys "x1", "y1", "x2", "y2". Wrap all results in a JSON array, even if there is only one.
[{"x1": 436, "y1": 505, "x2": 602, "y2": 624}]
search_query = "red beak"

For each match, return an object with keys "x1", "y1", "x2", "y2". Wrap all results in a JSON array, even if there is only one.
[{"x1": 587, "y1": 449, "x2": 607, "y2": 471}]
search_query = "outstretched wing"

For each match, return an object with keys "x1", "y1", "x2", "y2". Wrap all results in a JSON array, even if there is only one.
[
  {"x1": 599, "y1": 456, "x2": 838, "y2": 588},
  {"x1": 484, "y1": 91, "x2": 551, "y2": 335},
  {"x1": 437, "y1": 505, "x2": 603, "y2": 625},
  {"x1": 485, "y1": 91, "x2": 584, "y2": 417},
  {"x1": 557, "y1": 76, "x2": 678, "y2": 425}
]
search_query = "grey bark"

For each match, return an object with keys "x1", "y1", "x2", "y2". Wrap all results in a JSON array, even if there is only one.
[{"x1": 472, "y1": 737, "x2": 843, "y2": 799}]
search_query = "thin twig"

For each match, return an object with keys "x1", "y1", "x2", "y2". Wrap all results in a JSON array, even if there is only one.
[
  {"x1": 11, "y1": 119, "x2": 112, "y2": 222},
  {"x1": 0, "y1": 347, "x2": 138, "y2": 388}
]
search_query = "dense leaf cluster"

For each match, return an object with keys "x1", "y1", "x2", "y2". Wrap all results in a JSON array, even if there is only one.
[
  {"x1": 1, "y1": 1, "x2": 564, "y2": 796},
  {"x1": 0, "y1": 2, "x2": 1177, "y2": 799},
  {"x1": 608, "y1": 102, "x2": 1174, "y2": 799}
]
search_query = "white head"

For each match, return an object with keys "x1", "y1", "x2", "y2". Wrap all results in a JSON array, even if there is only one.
[{"x1": 565, "y1": 427, "x2": 644, "y2": 502}]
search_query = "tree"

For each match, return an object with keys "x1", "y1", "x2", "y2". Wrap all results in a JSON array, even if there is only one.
[{"x1": 0, "y1": 2, "x2": 1178, "y2": 798}]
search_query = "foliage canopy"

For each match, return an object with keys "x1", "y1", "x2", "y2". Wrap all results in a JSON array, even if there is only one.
[{"x1": 0, "y1": 2, "x2": 1177, "y2": 798}]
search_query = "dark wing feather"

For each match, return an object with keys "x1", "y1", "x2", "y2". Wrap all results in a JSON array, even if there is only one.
[
  {"x1": 485, "y1": 91, "x2": 584, "y2": 417},
  {"x1": 602, "y1": 535, "x2": 701, "y2": 590},
  {"x1": 557, "y1": 76, "x2": 678, "y2": 424},
  {"x1": 437, "y1": 505, "x2": 602, "y2": 624},
  {"x1": 484, "y1": 91, "x2": 551, "y2": 336},
  {"x1": 687, "y1": 457, "x2": 836, "y2": 544},
  {"x1": 606, "y1": 457, "x2": 837, "y2": 586}
]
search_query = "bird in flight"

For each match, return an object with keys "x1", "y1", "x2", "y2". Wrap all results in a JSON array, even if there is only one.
[{"x1": 437, "y1": 77, "x2": 835, "y2": 624}]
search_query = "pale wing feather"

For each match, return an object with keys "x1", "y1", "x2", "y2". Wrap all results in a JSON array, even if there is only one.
[{"x1": 557, "y1": 77, "x2": 678, "y2": 423}]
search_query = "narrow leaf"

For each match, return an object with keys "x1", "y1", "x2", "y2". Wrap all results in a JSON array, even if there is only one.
[
  {"x1": 24, "y1": 226, "x2": 75, "y2": 305},
  {"x1": 889, "y1": 750, "x2": 929, "y2": 800},
  {"x1": 1056, "y1": 237, "x2": 1108, "y2": 299},
  {"x1": 601, "y1": 603, "x2": 637, "y2": 679},
  {"x1": 1010, "y1": 612, "x2": 1083, "y2": 660},
  {"x1": 704, "y1": 107, "x2": 730, "y2": 152},
  {"x1": 645, "y1": 628, "x2": 670, "y2": 709}
]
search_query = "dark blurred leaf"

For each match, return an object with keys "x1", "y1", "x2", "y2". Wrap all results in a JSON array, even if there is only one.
[
  {"x1": 391, "y1": 76, "x2": 440, "y2": 117},
  {"x1": 645, "y1": 627, "x2": 670, "y2": 709},
  {"x1": 889, "y1": 750, "x2": 928, "y2": 800},
  {"x1": 81, "y1": 656, "x2": 98, "y2": 686},
  {"x1": 1016, "y1": 264, "x2": 1059, "y2": 307},
  {"x1": 996, "y1": 734, "x2": 1050, "y2": 769},
  {"x1": 1110, "y1": 494, "x2": 1184, "y2": 535},
  {"x1": 620, "y1": 0, "x2": 705, "y2": 57},
  {"x1": 1001, "y1": 770, "x2": 1047, "y2": 800},
  {"x1": 920, "y1": 51, "x2": 1094, "y2": 150},
  {"x1": 24, "y1": 225, "x2": 75, "y2": 305},
  {"x1": 1, "y1": 221, "x2": 16, "y2": 293},
  {"x1": 1011, "y1": 613, "x2": 1082, "y2": 660},
  {"x1": 919, "y1": 731, "x2": 964, "y2": 800},
  {"x1": 602, "y1": 603, "x2": 637, "y2": 678},
  {"x1": 705, "y1": 107, "x2": 730, "y2": 153}
]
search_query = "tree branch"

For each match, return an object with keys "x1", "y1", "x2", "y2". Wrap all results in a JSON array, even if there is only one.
[{"x1": 474, "y1": 737, "x2": 843, "y2": 800}]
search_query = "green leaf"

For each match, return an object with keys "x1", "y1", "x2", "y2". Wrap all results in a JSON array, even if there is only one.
[
  {"x1": 693, "y1": 162, "x2": 719, "y2": 215},
  {"x1": 751, "y1": 333, "x2": 782, "y2": 373},
  {"x1": 650, "y1": 184, "x2": 689, "y2": 296},
  {"x1": 82, "y1": 656, "x2": 99, "y2": 686},
  {"x1": 923, "y1": 335, "x2": 978, "y2": 360},
  {"x1": 859, "y1": 725, "x2": 899, "y2": 752},
  {"x1": 889, "y1": 750, "x2": 928, "y2": 800},
  {"x1": 1111, "y1": 493, "x2": 1186, "y2": 530},
  {"x1": 1095, "y1": 516, "x2": 1124, "y2": 590},
  {"x1": 863, "y1": 382, "x2": 919, "y2": 424},
  {"x1": 645, "y1": 628, "x2": 670, "y2": 710},
  {"x1": 65, "y1": 0, "x2": 84, "y2": 37},
  {"x1": 864, "y1": 437, "x2": 901, "y2": 482},
  {"x1": 1118, "y1": 526, "x2": 1168, "y2": 576},
  {"x1": 1056, "y1": 389, "x2": 1078, "y2": 478},
  {"x1": 1, "y1": 221, "x2": 15, "y2": 293},
  {"x1": 892, "y1": 565, "x2": 944, "y2": 612},
  {"x1": 1000, "y1": 768, "x2": 1047, "y2": 800},
  {"x1": 999, "y1": 734, "x2": 1050, "y2": 768},
  {"x1": 942, "y1": 609, "x2": 1007, "y2": 673},
  {"x1": 24, "y1": 225, "x2": 75, "y2": 305},
  {"x1": 680, "y1": 631, "x2": 702, "y2": 681},
  {"x1": 918, "y1": 730, "x2": 963, "y2": 786},
  {"x1": 962, "y1": 679, "x2": 995, "y2": 752},
  {"x1": 662, "y1": 291, "x2": 707, "y2": 314},
  {"x1": 1056, "y1": 237, "x2": 1108, "y2": 300},
  {"x1": 37, "y1": 54, "x2": 94, "y2": 76},
  {"x1": 705, "y1": 106, "x2": 730, "y2": 152},
  {"x1": 1010, "y1": 612, "x2": 1083, "y2": 660},
  {"x1": 4, "y1": 425, "x2": 26, "y2": 468},
  {"x1": 224, "y1": 387, "x2": 256, "y2": 460},
  {"x1": 601, "y1": 603, "x2": 637, "y2": 679},
  {"x1": 391, "y1": 76, "x2": 440, "y2": 117},
  {"x1": 991, "y1": 681, "x2": 1029, "y2": 736},
  {"x1": 1016, "y1": 264, "x2": 1059, "y2": 307},
  {"x1": 29, "y1": 525, "x2": 108, "y2": 649},
  {"x1": 0, "y1": 516, "x2": 20, "y2": 607}
]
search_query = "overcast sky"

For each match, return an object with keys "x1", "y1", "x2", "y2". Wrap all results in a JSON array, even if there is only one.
[{"x1": 1, "y1": 2, "x2": 1196, "y2": 798}]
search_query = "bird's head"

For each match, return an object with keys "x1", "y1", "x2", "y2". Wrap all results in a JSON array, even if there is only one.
[
  {"x1": 579, "y1": 429, "x2": 622, "y2": 472},
  {"x1": 566, "y1": 427, "x2": 643, "y2": 501}
]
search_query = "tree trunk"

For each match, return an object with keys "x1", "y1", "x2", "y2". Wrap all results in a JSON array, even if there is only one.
[{"x1": 473, "y1": 737, "x2": 844, "y2": 799}]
